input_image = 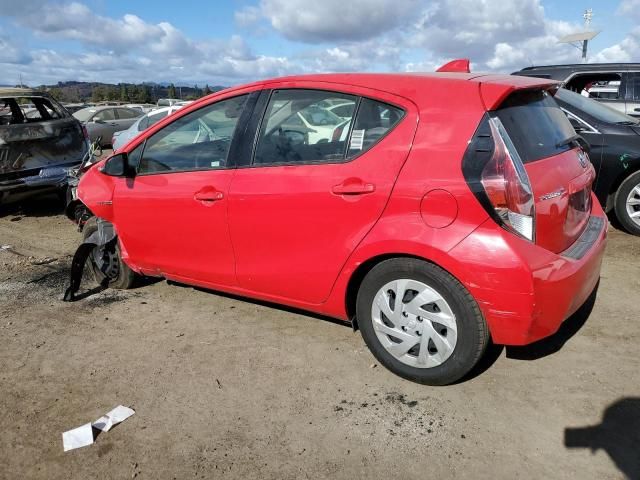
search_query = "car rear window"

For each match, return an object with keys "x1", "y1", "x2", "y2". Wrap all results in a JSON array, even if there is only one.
[
  {"x1": 0, "y1": 96, "x2": 66, "y2": 125},
  {"x1": 493, "y1": 89, "x2": 575, "y2": 164}
]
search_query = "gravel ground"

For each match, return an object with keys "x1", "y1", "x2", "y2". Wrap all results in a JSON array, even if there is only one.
[{"x1": 0, "y1": 192, "x2": 638, "y2": 480}]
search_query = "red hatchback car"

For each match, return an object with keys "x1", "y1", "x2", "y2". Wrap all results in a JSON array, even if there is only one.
[{"x1": 69, "y1": 72, "x2": 607, "y2": 385}]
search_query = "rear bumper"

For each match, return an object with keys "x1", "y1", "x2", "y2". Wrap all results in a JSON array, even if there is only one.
[{"x1": 449, "y1": 209, "x2": 607, "y2": 345}]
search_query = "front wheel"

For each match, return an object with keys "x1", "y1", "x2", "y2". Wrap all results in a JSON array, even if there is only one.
[
  {"x1": 82, "y1": 217, "x2": 136, "y2": 289},
  {"x1": 614, "y1": 170, "x2": 640, "y2": 236},
  {"x1": 356, "y1": 258, "x2": 489, "y2": 385}
]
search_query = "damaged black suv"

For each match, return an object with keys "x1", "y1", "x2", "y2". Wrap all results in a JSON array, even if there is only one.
[{"x1": 0, "y1": 88, "x2": 88, "y2": 205}]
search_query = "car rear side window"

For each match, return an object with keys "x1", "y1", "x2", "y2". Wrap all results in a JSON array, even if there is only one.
[
  {"x1": 493, "y1": 89, "x2": 575, "y2": 163},
  {"x1": 94, "y1": 109, "x2": 115, "y2": 121},
  {"x1": 346, "y1": 99, "x2": 404, "y2": 159},
  {"x1": 116, "y1": 108, "x2": 139, "y2": 119},
  {"x1": 137, "y1": 94, "x2": 248, "y2": 174}
]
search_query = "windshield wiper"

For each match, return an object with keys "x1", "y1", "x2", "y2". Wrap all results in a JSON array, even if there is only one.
[
  {"x1": 616, "y1": 121, "x2": 639, "y2": 126},
  {"x1": 556, "y1": 134, "x2": 583, "y2": 148}
]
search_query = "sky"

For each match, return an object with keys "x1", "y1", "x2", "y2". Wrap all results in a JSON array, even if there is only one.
[{"x1": 0, "y1": 0, "x2": 639, "y2": 87}]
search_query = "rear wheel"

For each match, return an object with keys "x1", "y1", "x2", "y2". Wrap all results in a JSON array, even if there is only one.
[
  {"x1": 356, "y1": 258, "x2": 489, "y2": 385},
  {"x1": 82, "y1": 217, "x2": 136, "y2": 289},
  {"x1": 614, "y1": 171, "x2": 640, "y2": 236}
]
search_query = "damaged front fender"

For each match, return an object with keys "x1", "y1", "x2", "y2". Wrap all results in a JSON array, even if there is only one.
[{"x1": 63, "y1": 217, "x2": 116, "y2": 302}]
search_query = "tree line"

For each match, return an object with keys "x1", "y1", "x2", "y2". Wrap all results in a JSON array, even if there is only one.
[{"x1": 44, "y1": 82, "x2": 217, "y2": 104}]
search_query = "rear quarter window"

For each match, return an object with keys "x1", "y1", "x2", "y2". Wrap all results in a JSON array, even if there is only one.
[{"x1": 493, "y1": 89, "x2": 575, "y2": 163}]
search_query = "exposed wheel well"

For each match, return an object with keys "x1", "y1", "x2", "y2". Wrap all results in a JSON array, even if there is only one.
[{"x1": 345, "y1": 253, "x2": 435, "y2": 330}]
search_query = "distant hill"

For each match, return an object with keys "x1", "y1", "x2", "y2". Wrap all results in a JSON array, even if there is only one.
[{"x1": 17, "y1": 81, "x2": 227, "y2": 104}]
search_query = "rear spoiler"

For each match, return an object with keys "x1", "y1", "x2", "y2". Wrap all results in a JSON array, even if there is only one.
[
  {"x1": 436, "y1": 59, "x2": 471, "y2": 73},
  {"x1": 435, "y1": 59, "x2": 560, "y2": 110}
]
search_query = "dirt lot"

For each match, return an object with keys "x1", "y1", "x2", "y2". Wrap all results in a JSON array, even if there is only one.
[{"x1": 1, "y1": 191, "x2": 639, "y2": 480}]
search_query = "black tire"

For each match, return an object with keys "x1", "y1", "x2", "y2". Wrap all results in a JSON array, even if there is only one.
[
  {"x1": 356, "y1": 258, "x2": 489, "y2": 386},
  {"x1": 614, "y1": 170, "x2": 640, "y2": 236},
  {"x1": 82, "y1": 217, "x2": 136, "y2": 289}
]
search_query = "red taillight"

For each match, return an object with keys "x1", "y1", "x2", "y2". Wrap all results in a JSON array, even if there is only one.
[
  {"x1": 82, "y1": 125, "x2": 89, "y2": 139},
  {"x1": 480, "y1": 118, "x2": 535, "y2": 241}
]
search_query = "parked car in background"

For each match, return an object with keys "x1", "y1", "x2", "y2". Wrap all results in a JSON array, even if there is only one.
[
  {"x1": 73, "y1": 106, "x2": 142, "y2": 146},
  {"x1": 68, "y1": 72, "x2": 606, "y2": 385},
  {"x1": 157, "y1": 98, "x2": 182, "y2": 107},
  {"x1": 513, "y1": 63, "x2": 640, "y2": 117},
  {"x1": 112, "y1": 105, "x2": 183, "y2": 152},
  {"x1": 63, "y1": 103, "x2": 91, "y2": 114},
  {"x1": 125, "y1": 103, "x2": 156, "y2": 114},
  {"x1": 0, "y1": 88, "x2": 88, "y2": 204},
  {"x1": 553, "y1": 88, "x2": 640, "y2": 235}
]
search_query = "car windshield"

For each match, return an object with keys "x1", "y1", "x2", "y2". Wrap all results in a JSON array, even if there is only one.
[
  {"x1": 73, "y1": 108, "x2": 97, "y2": 122},
  {"x1": 555, "y1": 88, "x2": 640, "y2": 125}
]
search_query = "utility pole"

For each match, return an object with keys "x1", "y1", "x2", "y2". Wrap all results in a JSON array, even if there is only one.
[
  {"x1": 582, "y1": 9, "x2": 593, "y2": 61},
  {"x1": 558, "y1": 8, "x2": 600, "y2": 63}
]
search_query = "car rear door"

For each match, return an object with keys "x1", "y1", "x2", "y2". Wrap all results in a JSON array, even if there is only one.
[
  {"x1": 227, "y1": 86, "x2": 418, "y2": 305},
  {"x1": 111, "y1": 92, "x2": 258, "y2": 285}
]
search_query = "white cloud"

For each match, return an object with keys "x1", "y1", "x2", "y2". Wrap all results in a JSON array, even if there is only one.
[
  {"x1": 1, "y1": 0, "x2": 640, "y2": 87},
  {"x1": 260, "y1": 0, "x2": 418, "y2": 42},
  {"x1": 617, "y1": 0, "x2": 640, "y2": 21},
  {"x1": 591, "y1": 27, "x2": 640, "y2": 63}
]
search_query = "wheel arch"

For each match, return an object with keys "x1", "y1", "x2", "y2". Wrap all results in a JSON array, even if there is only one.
[
  {"x1": 344, "y1": 252, "x2": 455, "y2": 331},
  {"x1": 606, "y1": 160, "x2": 640, "y2": 211}
]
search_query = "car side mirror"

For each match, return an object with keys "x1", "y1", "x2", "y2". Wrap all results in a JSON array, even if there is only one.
[
  {"x1": 93, "y1": 118, "x2": 105, "y2": 124},
  {"x1": 101, "y1": 152, "x2": 135, "y2": 178}
]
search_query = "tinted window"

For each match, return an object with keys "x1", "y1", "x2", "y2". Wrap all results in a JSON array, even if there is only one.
[
  {"x1": 137, "y1": 116, "x2": 149, "y2": 131},
  {"x1": 346, "y1": 98, "x2": 404, "y2": 158},
  {"x1": 254, "y1": 90, "x2": 357, "y2": 165},
  {"x1": 556, "y1": 88, "x2": 639, "y2": 125},
  {"x1": 332, "y1": 104, "x2": 354, "y2": 118},
  {"x1": 117, "y1": 108, "x2": 139, "y2": 119},
  {"x1": 147, "y1": 110, "x2": 168, "y2": 127},
  {"x1": 94, "y1": 109, "x2": 115, "y2": 121},
  {"x1": 631, "y1": 74, "x2": 640, "y2": 101},
  {"x1": 494, "y1": 90, "x2": 575, "y2": 163},
  {"x1": 137, "y1": 95, "x2": 248, "y2": 174}
]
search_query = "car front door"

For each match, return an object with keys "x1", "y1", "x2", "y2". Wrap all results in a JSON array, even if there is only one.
[
  {"x1": 111, "y1": 92, "x2": 257, "y2": 285},
  {"x1": 227, "y1": 87, "x2": 418, "y2": 305},
  {"x1": 91, "y1": 108, "x2": 118, "y2": 143}
]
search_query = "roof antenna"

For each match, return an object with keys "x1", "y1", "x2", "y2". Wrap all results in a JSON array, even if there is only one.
[{"x1": 558, "y1": 8, "x2": 600, "y2": 63}]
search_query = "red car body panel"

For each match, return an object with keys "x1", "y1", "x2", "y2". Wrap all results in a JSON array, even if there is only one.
[{"x1": 77, "y1": 72, "x2": 607, "y2": 346}]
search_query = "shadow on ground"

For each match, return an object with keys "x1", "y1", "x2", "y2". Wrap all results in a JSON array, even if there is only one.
[
  {"x1": 0, "y1": 192, "x2": 65, "y2": 219},
  {"x1": 565, "y1": 397, "x2": 640, "y2": 479}
]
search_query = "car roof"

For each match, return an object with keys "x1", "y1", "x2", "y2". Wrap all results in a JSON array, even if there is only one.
[
  {"x1": 0, "y1": 87, "x2": 50, "y2": 98},
  {"x1": 517, "y1": 63, "x2": 640, "y2": 73},
  {"x1": 213, "y1": 72, "x2": 557, "y2": 110}
]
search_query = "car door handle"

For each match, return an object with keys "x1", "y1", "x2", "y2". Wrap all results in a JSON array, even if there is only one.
[
  {"x1": 194, "y1": 187, "x2": 224, "y2": 203},
  {"x1": 331, "y1": 179, "x2": 375, "y2": 195}
]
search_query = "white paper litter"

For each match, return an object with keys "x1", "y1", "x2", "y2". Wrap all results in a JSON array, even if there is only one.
[
  {"x1": 62, "y1": 422, "x2": 94, "y2": 452},
  {"x1": 92, "y1": 405, "x2": 135, "y2": 432},
  {"x1": 62, "y1": 405, "x2": 135, "y2": 452}
]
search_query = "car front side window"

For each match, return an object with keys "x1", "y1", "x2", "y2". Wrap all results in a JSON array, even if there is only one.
[
  {"x1": 253, "y1": 89, "x2": 357, "y2": 165},
  {"x1": 137, "y1": 94, "x2": 248, "y2": 174}
]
